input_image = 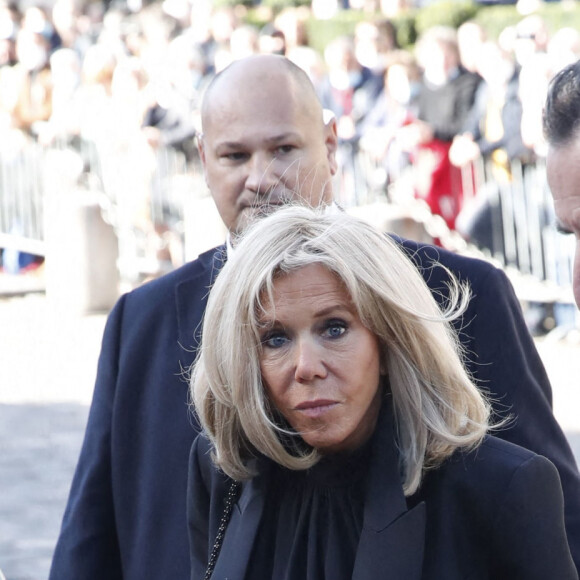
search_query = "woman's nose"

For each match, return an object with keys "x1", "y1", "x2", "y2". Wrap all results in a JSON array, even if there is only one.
[{"x1": 294, "y1": 339, "x2": 327, "y2": 383}]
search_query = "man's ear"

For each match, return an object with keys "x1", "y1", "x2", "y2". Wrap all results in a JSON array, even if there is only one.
[
  {"x1": 196, "y1": 133, "x2": 209, "y2": 184},
  {"x1": 324, "y1": 116, "x2": 339, "y2": 176}
]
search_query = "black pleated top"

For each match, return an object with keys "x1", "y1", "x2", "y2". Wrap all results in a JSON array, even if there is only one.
[{"x1": 244, "y1": 441, "x2": 373, "y2": 580}]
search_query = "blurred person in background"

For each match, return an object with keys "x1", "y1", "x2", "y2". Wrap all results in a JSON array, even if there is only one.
[
  {"x1": 39, "y1": 47, "x2": 81, "y2": 144},
  {"x1": 140, "y1": 34, "x2": 205, "y2": 162},
  {"x1": 398, "y1": 26, "x2": 479, "y2": 231},
  {"x1": 274, "y1": 6, "x2": 310, "y2": 53},
  {"x1": 450, "y1": 41, "x2": 530, "y2": 256},
  {"x1": 286, "y1": 44, "x2": 326, "y2": 88},
  {"x1": 320, "y1": 35, "x2": 383, "y2": 142},
  {"x1": 520, "y1": 24, "x2": 580, "y2": 159},
  {"x1": 456, "y1": 20, "x2": 486, "y2": 77},
  {"x1": 319, "y1": 34, "x2": 383, "y2": 203},
  {"x1": 358, "y1": 49, "x2": 420, "y2": 191},
  {"x1": 547, "y1": 28, "x2": 580, "y2": 78},
  {"x1": 9, "y1": 26, "x2": 53, "y2": 134},
  {"x1": 514, "y1": 16, "x2": 551, "y2": 158},
  {"x1": 0, "y1": 1, "x2": 19, "y2": 68},
  {"x1": 227, "y1": 24, "x2": 260, "y2": 62},
  {"x1": 21, "y1": 4, "x2": 60, "y2": 52},
  {"x1": 354, "y1": 18, "x2": 399, "y2": 75},
  {"x1": 194, "y1": 5, "x2": 238, "y2": 73},
  {"x1": 258, "y1": 23, "x2": 286, "y2": 56},
  {"x1": 513, "y1": 14, "x2": 549, "y2": 69},
  {"x1": 0, "y1": 4, "x2": 52, "y2": 273},
  {"x1": 51, "y1": 0, "x2": 95, "y2": 57}
]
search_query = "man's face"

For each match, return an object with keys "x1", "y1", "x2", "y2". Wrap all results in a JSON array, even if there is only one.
[
  {"x1": 199, "y1": 75, "x2": 337, "y2": 236},
  {"x1": 546, "y1": 138, "x2": 580, "y2": 308}
]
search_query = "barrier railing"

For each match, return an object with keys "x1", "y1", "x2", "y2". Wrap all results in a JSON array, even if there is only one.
[
  {"x1": 457, "y1": 157, "x2": 574, "y2": 305},
  {"x1": 0, "y1": 138, "x2": 575, "y2": 313},
  {"x1": 0, "y1": 140, "x2": 45, "y2": 257},
  {"x1": 339, "y1": 143, "x2": 575, "y2": 310}
]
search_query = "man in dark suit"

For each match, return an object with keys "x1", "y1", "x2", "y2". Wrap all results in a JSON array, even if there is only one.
[
  {"x1": 544, "y1": 60, "x2": 580, "y2": 309},
  {"x1": 50, "y1": 54, "x2": 580, "y2": 579}
]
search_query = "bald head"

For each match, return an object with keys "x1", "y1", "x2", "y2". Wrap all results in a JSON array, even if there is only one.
[
  {"x1": 201, "y1": 54, "x2": 324, "y2": 130},
  {"x1": 197, "y1": 54, "x2": 338, "y2": 236}
]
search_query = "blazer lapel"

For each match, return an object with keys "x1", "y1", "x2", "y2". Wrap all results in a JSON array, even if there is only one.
[
  {"x1": 175, "y1": 245, "x2": 226, "y2": 357},
  {"x1": 353, "y1": 401, "x2": 426, "y2": 580},
  {"x1": 211, "y1": 460, "x2": 271, "y2": 580}
]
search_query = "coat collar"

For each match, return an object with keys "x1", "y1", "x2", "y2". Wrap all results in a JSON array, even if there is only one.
[
  {"x1": 175, "y1": 245, "x2": 226, "y2": 354},
  {"x1": 352, "y1": 399, "x2": 426, "y2": 580},
  {"x1": 210, "y1": 400, "x2": 426, "y2": 580}
]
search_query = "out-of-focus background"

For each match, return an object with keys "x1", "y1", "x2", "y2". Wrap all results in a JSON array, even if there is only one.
[{"x1": 1, "y1": 0, "x2": 580, "y2": 578}]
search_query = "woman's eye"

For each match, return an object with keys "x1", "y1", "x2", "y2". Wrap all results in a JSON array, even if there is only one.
[
  {"x1": 262, "y1": 332, "x2": 288, "y2": 348},
  {"x1": 323, "y1": 321, "x2": 347, "y2": 338}
]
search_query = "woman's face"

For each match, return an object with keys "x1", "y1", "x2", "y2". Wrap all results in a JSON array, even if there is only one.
[{"x1": 258, "y1": 264, "x2": 383, "y2": 454}]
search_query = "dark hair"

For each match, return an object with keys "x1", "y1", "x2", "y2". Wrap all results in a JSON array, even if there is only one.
[
  {"x1": 375, "y1": 18, "x2": 399, "y2": 51},
  {"x1": 543, "y1": 60, "x2": 580, "y2": 147}
]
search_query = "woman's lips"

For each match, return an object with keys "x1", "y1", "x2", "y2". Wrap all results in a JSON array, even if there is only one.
[{"x1": 294, "y1": 400, "x2": 338, "y2": 418}]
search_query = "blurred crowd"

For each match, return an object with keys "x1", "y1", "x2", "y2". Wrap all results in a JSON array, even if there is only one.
[{"x1": 1, "y1": 0, "x2": 579, "y2": 276}]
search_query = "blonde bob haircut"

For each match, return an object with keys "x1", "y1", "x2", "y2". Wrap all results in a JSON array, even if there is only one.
[{"x1": 191, "y1": 206, "x2": 490, "y2": 495}]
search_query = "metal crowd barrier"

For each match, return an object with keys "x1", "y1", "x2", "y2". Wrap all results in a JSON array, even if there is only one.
[
  {"x1": 0, "y1": 140, "x2": 45, "y2": 258},
  {"x1": 346, "y1": 145, "x2": 575, "y2": 310},
  {"x1": 0, "y1": 138, "x2": 575, "y2": 314},
  {"x1": 0, "y1": 137, "x2": 198, "y2": 286},
  {"x1": 458, "y1": 157, "x2": 575, "y2": 306}
]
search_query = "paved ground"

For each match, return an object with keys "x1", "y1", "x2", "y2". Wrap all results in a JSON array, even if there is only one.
[
  {"x1": 0, "y1": 292, "x2": 104, "y2": 580},
  {"x1": 0, "y1": 291, "x2": 579, "y2": 580}
]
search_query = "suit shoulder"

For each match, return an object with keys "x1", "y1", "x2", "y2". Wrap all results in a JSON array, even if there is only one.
[
  {"x1": 392, "y1": 236, "x2": 507, "y2": 290},
  {"x1": 394, "y1": 236, "x2": 493, "y2": 276},
  {"x1": 472, "y1": 435, "x2": 538, "y2": 464},
  {"x1": 122, "y1": 245, "x2": 224, "y2": 305}
]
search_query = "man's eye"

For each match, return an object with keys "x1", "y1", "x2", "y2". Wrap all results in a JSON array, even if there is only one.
[
  {"x1": 322, "y1": 321, "x2": 347, "y2": 339},
  {"x1": 222, "y1": 152, "x2": 247, "y2": 162},
  {"x1": 556, "y1": 223, "x2": 573, "y2": 236},
  {"x1": 275, "y1": 145, "x2": 295, "y2": 155},
  {"x1": 262, "y1": 332, "x2": 288, "y2": 348}
]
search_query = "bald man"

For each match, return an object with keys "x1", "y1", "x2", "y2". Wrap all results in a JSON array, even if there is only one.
[
  {"x1": 51, "y1": 55, "x2": 580, "y2": 579},
  {"x1": 544, "y1": 60, "x2": 580, "y2": 308}
]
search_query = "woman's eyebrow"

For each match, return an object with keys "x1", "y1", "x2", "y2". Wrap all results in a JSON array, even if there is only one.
[{"x1": 312, "y1": 304, "x2": 352, "y2": 318}]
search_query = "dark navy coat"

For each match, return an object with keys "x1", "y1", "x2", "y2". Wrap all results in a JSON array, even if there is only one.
[
  {"x1": 50, "y1": 239, "x2": 580, "y2": 579},
  {"x1": 188, "y1": 405, "x2": 578, "y2": 580}
]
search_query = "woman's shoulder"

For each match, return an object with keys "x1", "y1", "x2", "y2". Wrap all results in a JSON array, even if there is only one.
[
  {"x1": 425, "y1": 435, "x2": 561, "y2": 502},
  {"x1": 448, "y1": 435, "x2": 557, "y2": 480},
  {"x1": 415, "y1": 440, "x2": 576, "y2": 578},
  {"x1": 413, "y1": 435, "x2": 564, "y2": 541}
]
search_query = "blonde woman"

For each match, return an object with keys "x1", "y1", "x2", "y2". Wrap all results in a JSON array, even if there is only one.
[{"x1": 189, "y1": 206, "x2": 576, "y2": 580}]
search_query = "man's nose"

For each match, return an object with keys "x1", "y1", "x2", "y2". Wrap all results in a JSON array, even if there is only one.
[
  {"x1": 245, "y1": 153, "x2": 278, "y2": 195},
  {"x1": 294, "y1": 339, "x2": 327, "y2": 383}
]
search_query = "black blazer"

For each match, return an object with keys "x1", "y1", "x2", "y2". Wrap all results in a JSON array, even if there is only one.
[
  {"x1": 50, "y1": 240, "x2": 580, "y2": 580},
  {"x1": 188, "y1": 407, "x2": 577, "y2": 580}
]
